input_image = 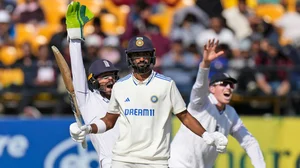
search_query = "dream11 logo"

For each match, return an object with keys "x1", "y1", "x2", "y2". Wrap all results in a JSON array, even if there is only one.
[{"x1": 44, "y1": 137, "x2": 99, "y2": 168}]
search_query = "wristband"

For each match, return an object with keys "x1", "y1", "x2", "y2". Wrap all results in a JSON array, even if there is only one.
[{"x1": 93, "y1": 119, "x2": 107, "y2": 133}]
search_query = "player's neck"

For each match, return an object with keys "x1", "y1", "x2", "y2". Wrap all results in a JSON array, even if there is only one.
[
  {"x1": 216, "y1": 103, "x2": 225, "y2": 112},
  {"x1": 133, "y1": 71, "x2": 152, "y2": 81},
  {"x1": 100, "y1": 92, "x2": 111, "y2": 100}
]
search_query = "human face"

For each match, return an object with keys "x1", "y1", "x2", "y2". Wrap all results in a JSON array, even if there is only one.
[
  {"x1": 129, "y1": 51, "x2": 152, "y2": 73},
  {"x1": 210, "y1": 80, "x2": 235, "y2": 105},
  {"x1": 96, "y1": 71, "x2": 118, "y2": 94}
]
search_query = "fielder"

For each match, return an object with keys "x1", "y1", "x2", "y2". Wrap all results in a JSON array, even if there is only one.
[
  {"x1": 71, "y1": 29, "x2": 228, "y2": 168},
  {"x1": 66, "y1": 2, "x2": 119, "y2": 167},
  {"x1": 168, "y1": 39, "x2": 266, "y2": 168}
]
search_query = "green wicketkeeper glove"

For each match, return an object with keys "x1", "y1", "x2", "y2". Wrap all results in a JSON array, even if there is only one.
[{"x1": 66, "y1": 1, "x2": 94, "y2": 40}]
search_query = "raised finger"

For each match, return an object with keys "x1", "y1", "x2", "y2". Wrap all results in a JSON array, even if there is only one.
[{"x1": 210, "y1": 39, "x2": 215, "y2": 47}]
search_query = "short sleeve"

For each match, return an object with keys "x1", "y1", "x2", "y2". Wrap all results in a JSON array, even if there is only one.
[
  {"x1": 170, "y1": 81, "x2": 186, "y2": 114},
  {"x1": 108, "y1": 85, "x2": 120, "y2": 114}
]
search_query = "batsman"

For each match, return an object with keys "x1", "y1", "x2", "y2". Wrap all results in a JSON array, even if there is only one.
[
  {"x1": 68, "y1": 1, "x2": 229, "y2": 168},
  {"x1": 66, "y1": 2, "x2": 120, "y2": 168}
]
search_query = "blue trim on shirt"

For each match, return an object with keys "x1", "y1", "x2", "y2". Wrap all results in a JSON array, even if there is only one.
[
  {"x1": 117, "y1": 74, "x2": 131, "y2": 82},
  {"x1": 146, "y1": 72, "x2": 156, "y2": 85},
  {"x1": 154, "y1": 73, "x2": 172, "y2": 82}
]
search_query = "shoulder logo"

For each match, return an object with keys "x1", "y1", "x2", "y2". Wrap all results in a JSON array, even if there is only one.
[
  {"x1": 125, "y1": 98, "x2": 130, "y2": 102},
  {"x1": 151, "y1": 95, "x2": 158, "y2": 103}
]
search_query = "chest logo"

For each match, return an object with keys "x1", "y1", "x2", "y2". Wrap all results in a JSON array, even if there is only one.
[
  {"x1": 125, "y1": 98, "x2": 130, "y2": 102},
  {"x1": 151, "y1": 95, "x2": 158, "y2": 103}
]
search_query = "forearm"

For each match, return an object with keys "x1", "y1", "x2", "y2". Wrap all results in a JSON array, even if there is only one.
[
  {"x1": 245, "y1": 142, "x2": 266, "y2": 168},
  {"x1": 69, "y1": 39, "x2": 89, "y2": 106},
  {"x1": 90, "y1": 113, "x2": 119, "y2": 134},
  {"x1": 232, "y1": 126, "x2": 266, "y2": 168},
  {"x1": 189, "y1": 63, "x2": 210, "y2": 109},
  {"x1": 176, "y1": 111, "x2": 206, "y2": 137}
]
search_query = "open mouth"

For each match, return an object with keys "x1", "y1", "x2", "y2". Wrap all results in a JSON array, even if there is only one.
[
  {"x1": 223, "y1": 91, "x2": 231, "y2": 97},
  {"x1": 107, "y1": 84, "x2": 113, "y2": 89}
]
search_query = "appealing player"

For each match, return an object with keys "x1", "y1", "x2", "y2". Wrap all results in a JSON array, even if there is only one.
[
  {"x1": 168, "y1": 39, "x2": 266, "y2": 168},
  {"x1": 66, "y1": 2, "x2": 119, "y2": 167}
]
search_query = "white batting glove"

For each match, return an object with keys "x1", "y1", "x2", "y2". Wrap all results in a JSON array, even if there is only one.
[
  {"x1": 212, "y1": 132, "x2": 228, "y2": 153},
  {"x1": 202, "y1": 131, "x2": 228, "y2": 153},
  {"x1": 69, "y1": 122, "x2": 91, "y2": 143}
]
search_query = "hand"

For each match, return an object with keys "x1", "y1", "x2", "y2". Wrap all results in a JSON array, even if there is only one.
[
  {"x1": 202, "y1": 131, "x2": 228, "y2": 153},
  {"x1": 202, "y1": 39, "x2": 224, "y2": 65},
  {"x1": 69, "y1": 122, "x2": 91, "y2": 143},
  {"x1": 66, "y1": 1, "x2": 94, "y2": 40},
  {"x1": 211, "y1": 132, "x2": 228, "y2": 153}
]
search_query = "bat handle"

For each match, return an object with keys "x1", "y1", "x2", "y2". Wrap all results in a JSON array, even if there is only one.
[
  {"x1": 81, "y1": 139, "x2": 87, "y2": 149},
  {"x1": 74, "y1": 114, "x2": 88, "y2": 149}
]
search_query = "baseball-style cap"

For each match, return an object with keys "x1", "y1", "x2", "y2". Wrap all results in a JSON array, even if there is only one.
[
  {"x1": 125, "y1": 36, "x2": 155, "y2": 53},
  {"x1": 209, "y1": 73, "x2": 237, "y2": 86},
  {"x1": 88, "y1": 59, "x2": 119, "y2": 77}
]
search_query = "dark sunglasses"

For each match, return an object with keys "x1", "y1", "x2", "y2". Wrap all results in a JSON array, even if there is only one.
[{"x1": 213, "y1": 81, "x2": 235, "y2": 89}]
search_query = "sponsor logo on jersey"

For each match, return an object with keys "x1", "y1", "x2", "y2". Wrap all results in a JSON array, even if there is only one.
[
  {"x1": 124, "y1": 108, "x2": 155, "y2": 116},
  {"x1": 125, "y1": 98, "x2": 130, "y2": 102}
]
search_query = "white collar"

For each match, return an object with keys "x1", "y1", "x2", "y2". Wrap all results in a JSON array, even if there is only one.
[{"x1": 132, "y1": 71, "x2": 156, "y2": 85}]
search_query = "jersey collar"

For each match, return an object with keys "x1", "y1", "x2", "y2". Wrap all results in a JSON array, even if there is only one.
[{"x1": 132, "y1": 70, "x2": 156, "y2": 85}]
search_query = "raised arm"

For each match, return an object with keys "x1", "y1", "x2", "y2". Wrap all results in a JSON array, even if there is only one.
[
  {"x1": 69, "y1": 40, "x2": 89, "y2": 107},
  {"x1": 189, "y1": 39, "x2": 224, "y2": 110},
  {"x1": 66, "y1": 1, "x2": 94, "y2": 108}
]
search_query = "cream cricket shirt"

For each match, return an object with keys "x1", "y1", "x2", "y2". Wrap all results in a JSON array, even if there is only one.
[{"x1": 108, "y1": 71, "x2": 186, "y2": 164}]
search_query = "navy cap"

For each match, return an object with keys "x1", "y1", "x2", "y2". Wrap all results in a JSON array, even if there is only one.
[
  {"x1": 125, "y1": 36, "x2": 155, "y2": 53},
  {"x1": 88, "y1": 59, "x2": 119, "y2": 77},
  {"x1": 209, "y1": 73, "x2": 237, "y2": 86}
]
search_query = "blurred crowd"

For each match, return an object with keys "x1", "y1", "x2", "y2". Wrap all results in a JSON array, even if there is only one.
[{"x1": 1, "y1": 0, "x2": 300, "y2": 117}]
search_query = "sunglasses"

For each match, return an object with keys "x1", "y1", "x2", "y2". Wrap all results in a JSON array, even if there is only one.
[{"x1": 213, "y1": 81, "x2": 235, "y2": 89}]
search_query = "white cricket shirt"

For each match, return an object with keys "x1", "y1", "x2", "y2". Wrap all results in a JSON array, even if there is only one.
[
  {"x1": 169, "y1": 68, "x2": 265, "y2": 168},
  {"x1": 69, "y1": 40, "x2": 119, "y2": 165},
  {"x1": 108, "y1": 71, "x2": 186, "y2": 164}
]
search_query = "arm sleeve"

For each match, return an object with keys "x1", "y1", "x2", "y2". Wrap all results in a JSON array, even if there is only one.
[
  {"x1": 170, "y1": 81, "x2": 187, "y2": 114},
  {"x1": 69, "y1": 39, "x2": 89, "y2": 108},
  {"x1": 231, "y1": 121, "x2": 266, "y2": 168},
  {"x1": 188, "y1": 67, "x2": 210, "y2": 111},
  {"x1": 107, "y1": 85, "x2": 120, "y2": 114}
]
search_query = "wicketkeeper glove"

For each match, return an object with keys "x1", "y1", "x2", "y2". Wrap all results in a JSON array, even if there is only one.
[
  {"x1": 69, "y1": 122, "x2": 92, "y2": 143},
  {"x1": 202, "y1": 131, "x2": 228, "y2": 153},
  {"x1": 66, "y1": 1, "x2": 94, "y2": 40}
]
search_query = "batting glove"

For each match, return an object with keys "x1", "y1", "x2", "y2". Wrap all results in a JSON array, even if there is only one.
[
  {"x1": 69, "y1": 122, "x2": 91, "y2": 143},
  {"x1": 66, "y1": 1, "x2": 94, "y2": 40},
  {"x1": 211, "y1": 132, "x2": 228, "y2": 153},
  {"x1": 202, "y1": 131, "x2": 228, "y2": 153}
]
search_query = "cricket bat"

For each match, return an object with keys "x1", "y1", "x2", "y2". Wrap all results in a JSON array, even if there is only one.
[{"x1": 51, "y1": 46, "x2": 87, "y2": 149}]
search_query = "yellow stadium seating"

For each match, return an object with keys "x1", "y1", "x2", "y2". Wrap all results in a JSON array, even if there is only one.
[
  {"x1": 0, "y1": 68, "x2": 24, "y2": 88},
  {"x1": 0, "y1": 46, "x2": 19, "y2": 66},
  {"x1": 221, "y1": 0, "x2": 257, "y2": 9},
  {"x1": 149, "y1": 1, "x2": 192, "y2": 37},
  {"x1": 76, "y1": 0, "x2": 103, "y2": 14},
  {"x1": 255, "y1": 4, "x2": 285, "y2": 23},
  {"x1": 15, "y1": 24, "x2": 37, "y2": 47},
  {"x1": 39, "y1": 0, "x2": 67, "y2": 25}
]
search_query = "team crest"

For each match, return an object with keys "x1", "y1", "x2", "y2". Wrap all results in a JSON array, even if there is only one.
[
  {"x1": 136, "y1": 37, "x2": 144, "y2": 47},
  {"x1": 151, "y1": 95, "x2": 158, "y2": 103}
]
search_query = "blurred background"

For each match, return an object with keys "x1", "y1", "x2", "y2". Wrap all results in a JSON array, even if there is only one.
[{"x1": 0, "y1": 0, "x2": 299, "y2": 167}]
